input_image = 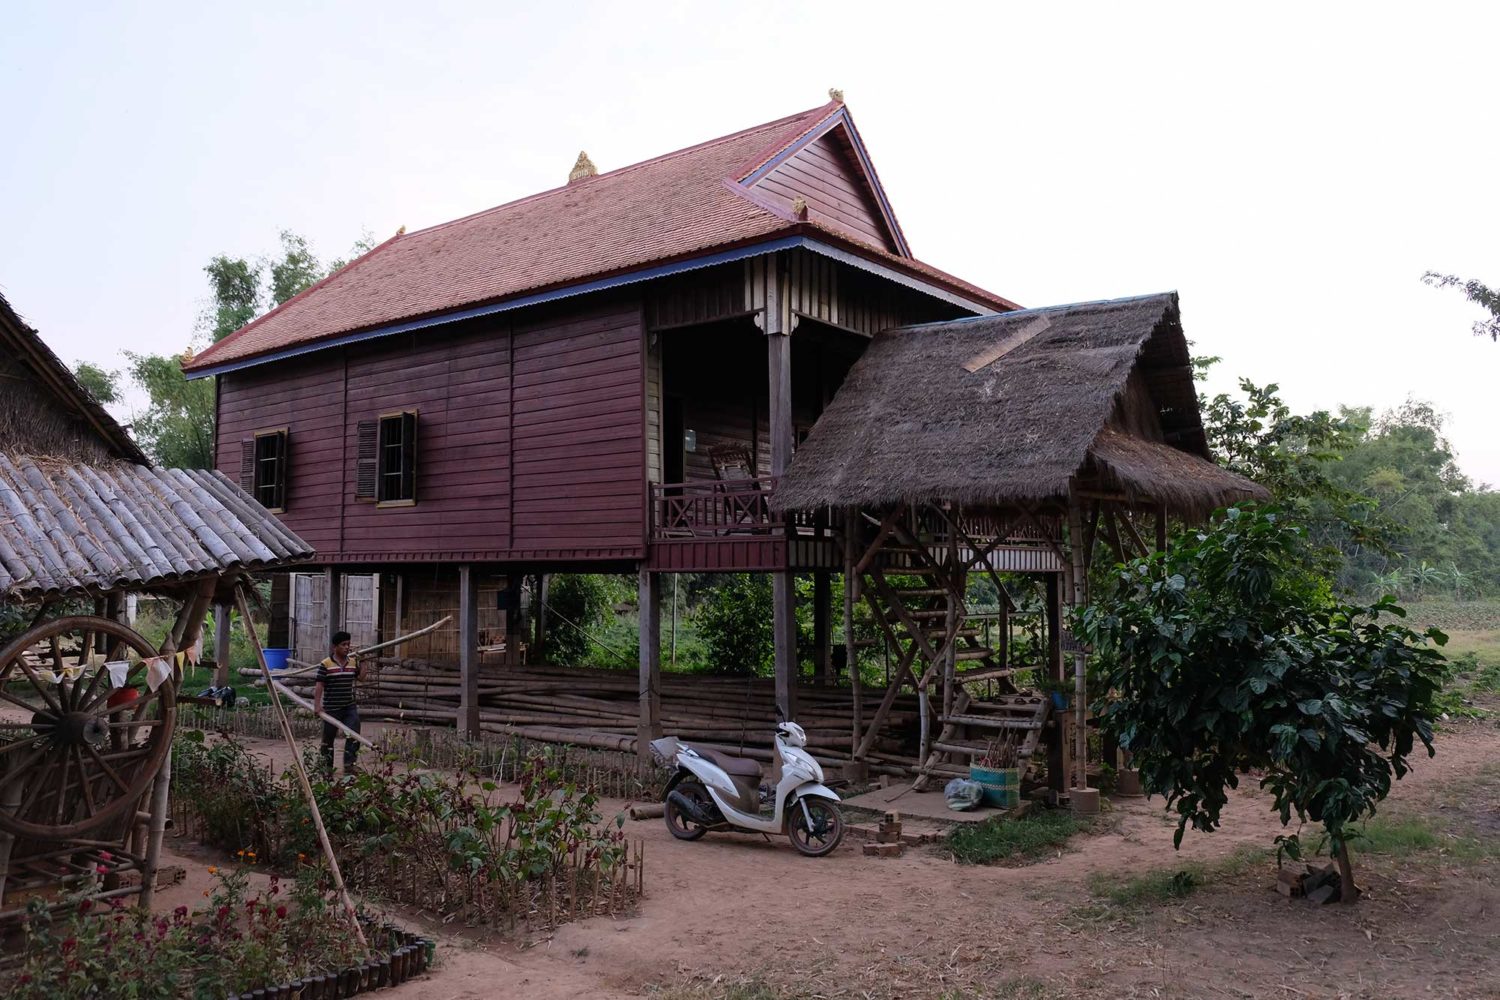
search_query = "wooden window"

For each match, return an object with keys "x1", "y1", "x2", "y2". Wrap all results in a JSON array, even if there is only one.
[
  {"x1": 240, "y1": 430, "x2": 289, "y2": 511},
  {"x1": 375, "y1": 411, "x2": 418, "y2": 506}
]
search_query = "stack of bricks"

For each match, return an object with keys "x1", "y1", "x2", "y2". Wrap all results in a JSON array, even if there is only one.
[{"x1": 862, "y1": 811, "x2": 904, "y2": 858}]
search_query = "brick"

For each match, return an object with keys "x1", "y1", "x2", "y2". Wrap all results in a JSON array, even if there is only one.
[{"x1": 863, "y1": 842, "x2": 904, "y2": 858}]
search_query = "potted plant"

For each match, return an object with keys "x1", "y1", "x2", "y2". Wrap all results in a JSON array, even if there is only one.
[{"x1": 968, "y1": 735, "x2": 1020, "y2": 809}]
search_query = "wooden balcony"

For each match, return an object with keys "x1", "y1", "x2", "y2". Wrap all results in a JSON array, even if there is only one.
[{"x1": 647, "y1": 478, "x2": 836, "y2": 571}]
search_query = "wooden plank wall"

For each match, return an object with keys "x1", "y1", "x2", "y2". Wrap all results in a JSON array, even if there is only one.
[
  {"x1": 510, "y1": 301, "x2": 645, "y2": 556},
  {"x1": 753, "y1": 131, "x2": 895, "y2": 252},
  {"x1": 217, "y1": 350, "x2": 346, "y2": 555},
  {"x1": 340, "y1": 325, "x2": 513, "y2": 559},
  {"x1": 215, "y1": 298, "x2": 646, "y2": 563}
]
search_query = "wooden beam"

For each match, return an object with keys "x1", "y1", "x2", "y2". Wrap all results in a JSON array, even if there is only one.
[
  {"x1": 324, "y1": 568, "x2": 342, "y2": 654},
  {"x1": 1045, "y1": 573, "x2": 1067, "y2": 794},
  {"x1": 458, "y1": 565, "x2": 480, "y2": 740},
  {"x1": 1066, "y1": 496, "x2": 1089, "y2": 791},
  {"x1": 212, "y1": 602, "x2": 232, "y2": 687},
  {"x1": 773, "y1": 572, "x2": 797, "y2": 720},
  {"x1": 637, "y1": 567, "x2": 662, "y2": 763}
]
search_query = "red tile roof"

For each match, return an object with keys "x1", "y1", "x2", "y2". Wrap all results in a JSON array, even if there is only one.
[{"x1": 185, "y1": 102, "x2": 1012, "y2": 373}]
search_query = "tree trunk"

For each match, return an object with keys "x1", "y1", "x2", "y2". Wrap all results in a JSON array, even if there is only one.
[{"x1": 1335, "y1": 839, "x2": 1362, "y2": 903}]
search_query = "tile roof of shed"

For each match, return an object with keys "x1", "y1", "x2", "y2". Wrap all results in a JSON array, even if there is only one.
[{"x1": 185, "y1": 102, "x2": 1013, "y2": 374}]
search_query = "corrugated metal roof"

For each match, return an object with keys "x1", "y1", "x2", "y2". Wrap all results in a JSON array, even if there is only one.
[{"x1": 0, "y1": 453, "x2": 314, "y2": 599}]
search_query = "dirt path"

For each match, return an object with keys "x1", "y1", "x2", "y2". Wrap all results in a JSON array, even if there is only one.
[
  {"x1": 158, "y1": 714, "x2": 1499, "y2": 1000},
  {"x1": 381, "y1": 718, "x2": 1499, "y2": 1000}
]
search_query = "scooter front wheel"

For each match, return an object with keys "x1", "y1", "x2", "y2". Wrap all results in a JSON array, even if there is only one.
[
  {"x1": 788, "y1": 798, "x2": 845, "y2": 857},
  {"x1": 665, "y1": 779, "x2": 712, "y2": 841}
]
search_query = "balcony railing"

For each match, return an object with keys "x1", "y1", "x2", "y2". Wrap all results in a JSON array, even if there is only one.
[{"x1": 649, "y1": 478, "x2": 830, "y2": 540}]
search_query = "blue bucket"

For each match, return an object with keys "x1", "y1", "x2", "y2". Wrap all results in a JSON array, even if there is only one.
[{"x1": 262, "y1": 648, "x2": 291, "y2": 671}]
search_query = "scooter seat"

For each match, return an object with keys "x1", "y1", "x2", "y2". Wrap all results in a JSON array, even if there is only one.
[{"x1": 686, "y1": 744, "x2": 763, "y2": 779}]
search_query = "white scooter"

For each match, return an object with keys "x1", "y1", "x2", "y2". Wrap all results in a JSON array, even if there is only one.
[{"x1": 650, "y1": 720, "x2": 846, "y2": 857}]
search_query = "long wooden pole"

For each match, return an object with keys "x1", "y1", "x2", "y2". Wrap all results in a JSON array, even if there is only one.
[
  {"x1": 271, "y1": 679, "x2": 376, "y2": 749},
  {"x1": 236, "y1": 584, "x2": 368, "y2": 955}
]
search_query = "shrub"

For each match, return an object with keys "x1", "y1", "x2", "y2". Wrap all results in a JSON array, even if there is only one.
[
  {"x1": 11, "y1": 866, "x2": 375, "y2": 999},
  {"x1": 696, "y1": 574, "x2": 773, "y2": 675},
  {"x1": 544, "y1": 574, "x2": 613, "y2": 665}
]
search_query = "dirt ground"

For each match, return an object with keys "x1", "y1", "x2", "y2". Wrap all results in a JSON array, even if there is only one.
[{"x1": 152, "y1": 706, "x2": 1494, "y2": 1000}]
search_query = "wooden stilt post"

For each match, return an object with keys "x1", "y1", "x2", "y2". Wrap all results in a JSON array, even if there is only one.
[
  {"x1": 236, "y1": 584, "x2": 369, "y2": 955},
  {"x1": 764, "y1": 251, "x2": 798, "y2": 722},
  {"x1": 1045, "y1": 572, "x2": 1067, "y2": 795},
  {"x1": 1066, "y1": 496, "x2": 1090, "y2": 791},
  {"x1": 142, "y1": 579, "x2": 214, "y2": 910},
  {"x1": 844, "y1": 507, "x2": 863, "y2": 762},
  {"x1": 773, "y1": 573, "x2": 797, "y2": 721},
  {"x1": 637, "y1": 567, "x2": 662, "y2": 765},
  {"x1": 325, "y1": 567, "x2": 342, "y2": 652},
  {"x1": 458, "y1": 565, "x2": 480, "y2": 740},
  {"x1": 212, "y1": 601, "x2": 232, "y2": 687}
]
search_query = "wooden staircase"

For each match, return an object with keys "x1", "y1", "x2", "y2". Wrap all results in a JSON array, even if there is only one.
[{"x1": 848, "y1": 504, "x2": 1050, "y2": 789}]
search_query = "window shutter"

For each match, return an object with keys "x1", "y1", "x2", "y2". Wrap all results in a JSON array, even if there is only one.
[
  {"x1": 274, "y1": 431, "x2": 290, "y2": 511},
  {"x1": 400, "y1": 411, "x2": 418, "y2": 502},
  {"x1": 239, "y1": 439, "x2": 255, "y2": 492},
  {"x1": 355, "y1": 420, "x2": 378, "y2": 499}
]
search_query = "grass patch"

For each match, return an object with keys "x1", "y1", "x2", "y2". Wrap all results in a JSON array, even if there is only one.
[
  {"x1": 1083, "y1": 844, "x2": 1269, "y2": 914},
  {"x1": 946, "y1": 809, "x2": 1086, "y2": 865},
  {"x1": 1350, "y1": 809, "x2": 1497, "y2": 863}
]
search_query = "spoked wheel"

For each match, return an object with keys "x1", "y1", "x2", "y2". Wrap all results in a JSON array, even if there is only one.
[
  {"x1": 664, "y1": 779, "x2": 712, "y2": 841},
  {"x1": 788, "y1": 797, "x2": 845, "y2": 857},
  {"x1": 0, "y1": 616, "x2": 175, "y2": 839}
]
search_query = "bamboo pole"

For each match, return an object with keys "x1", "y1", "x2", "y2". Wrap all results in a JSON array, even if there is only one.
[
  {"x1": 271, "y1": 679, "x2": 376, "y2": 749},
  {"x1": 270, "y1": 616, "x2": 456, "y2": 677},
  {"x1": 235, "y1": 584, "x2": 369, "y2": 955}
]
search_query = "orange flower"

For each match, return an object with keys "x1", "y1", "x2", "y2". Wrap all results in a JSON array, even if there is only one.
[{"x1": 207, "y1": 865, "x2": 218, "y2": 875}]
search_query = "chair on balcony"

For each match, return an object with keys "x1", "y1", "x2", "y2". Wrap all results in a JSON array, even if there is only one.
[{"x1": 707, "y1": 443, "x2": 770, "y2": 533}]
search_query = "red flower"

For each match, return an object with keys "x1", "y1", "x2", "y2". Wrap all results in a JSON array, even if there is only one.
[
  {"x1": 78, "y1": 899, "x2": 93, "y2": 913},
  {"x1": 275, "y1": 904, "x2": 287, "y2": 919},
  {"x1": 61, "y1": 937, "x2": 77, "y2": 953}
]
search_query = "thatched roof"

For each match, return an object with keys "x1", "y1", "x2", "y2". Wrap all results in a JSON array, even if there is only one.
[
  {"x1": 0, "y1": 292, "x2": 149, "y2": 465},
  {"x1": 0, "y1": 453, "x2": 314, "y2": 600},
  {"x1": 771, "y1": 292, "x2": 1266, "y2": 517}
]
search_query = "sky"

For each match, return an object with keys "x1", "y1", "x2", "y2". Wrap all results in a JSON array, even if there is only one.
[{"x1": 3, "y1": 2, "x2": 1496, "y2": 483}]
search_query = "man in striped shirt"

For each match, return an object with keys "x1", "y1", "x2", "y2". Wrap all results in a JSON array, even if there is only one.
[{"x1": 314, "y1": 631, "x2": 363, "y2": 774}]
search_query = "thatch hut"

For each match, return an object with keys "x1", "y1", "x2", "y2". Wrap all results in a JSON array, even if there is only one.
[{"x1": 772, "y1": 291, "x2": 1266, "y2": 799}]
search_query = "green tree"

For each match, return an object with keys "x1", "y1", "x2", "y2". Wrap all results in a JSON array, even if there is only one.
[
  {"x1": 1077, "y1": 506, "x2": 1448, "y2": 900},
  {"x1": 72, "y1": 361, "x2": 122, "y2": 404},
  {"x1": 543, "y1": 574, "x2": 612, "y2": 665},
  {"x1": 1423, "y1": 272, "x2": 1500, "y2": 342},
  {"x1": 125, "y1": 350, "x2": 216, "y2": 468},
  {"x1": 202, "y1": 255, "x2": 264, "y2": 343},
  {"x1": 697, "y1": 574, "x2": 774, "y2": 675}
]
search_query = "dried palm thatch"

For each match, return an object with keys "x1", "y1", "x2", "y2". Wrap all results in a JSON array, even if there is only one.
[
  {"x1": 0, "y1": 292, "x2": 147, "y2": 464},
  {"x1": 0, "y1": 452, "x2": 315, "y2": 600},
  {"x1": 771, "y1": 292, "x2": 1266, "y2": 519}
]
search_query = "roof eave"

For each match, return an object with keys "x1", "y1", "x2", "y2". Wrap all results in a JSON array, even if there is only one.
[{"x1": 184, "y1": 230, "x2": 1011, "y2": 379}]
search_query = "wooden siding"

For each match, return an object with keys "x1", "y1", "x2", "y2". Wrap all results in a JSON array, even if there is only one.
[
  {"x1": 217, "y1": 350, "x2": 346, "y2": 555},
  {"x1": 215, "y1": 299, "x2": 646, "y2": 564},
  {"x1": 753, "y1": 131, "x2": 895, "y2": 252},
  {"x1": 510, "y1": 302, "x2": 645, "y2": 554},
  {"x1": 646, "y1": 333, "x2": 663, "y2": 483}
]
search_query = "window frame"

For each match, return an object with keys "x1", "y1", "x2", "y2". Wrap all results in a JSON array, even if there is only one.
[
  {"x1": 251, "y1": 427, "x2": 289, "y2": 513},
  {"x1": 375, "y1": 410, "x2": 418, "y2": 507}
]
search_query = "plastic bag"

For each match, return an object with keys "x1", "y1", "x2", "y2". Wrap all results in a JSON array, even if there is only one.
[{"x1": 944, "y1": 777, "x2": 985, "y2": 811}]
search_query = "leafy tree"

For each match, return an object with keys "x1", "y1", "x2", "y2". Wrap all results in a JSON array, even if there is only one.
[
  {"x1": 1423, "y1": 272, "x2": 1500, "y2": 342},
  {"x1": 542, "y1": 574, "x2": 612, "y2": 665},
  {"x1": 72, "y1": 361, "x2": 122, "y2": 403},
  {"x1": 124, "y1": 350, "x2": 216, "y2": 468},
  {"x1": 697, "y1": 574, "x2": 774, "y2": 675},
  {"x1": 1077, "y1": 506, "x2": 1448, "y2": 901},
  {"x1": 202, "y1": 255, "x2": 264, "y2": 343}
]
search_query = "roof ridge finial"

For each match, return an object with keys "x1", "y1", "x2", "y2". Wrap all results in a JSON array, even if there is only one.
[
  {"x1": 569, "y1": 150, "x2": 598, "y2": 184},
  {"x1": 828, "y1": 87, "x2": 844, "y2": 104}
]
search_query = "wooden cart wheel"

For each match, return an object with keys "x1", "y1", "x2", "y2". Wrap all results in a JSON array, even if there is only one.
[{"x1": 0, "y1": 615, "x2": 176, "y2": 839}]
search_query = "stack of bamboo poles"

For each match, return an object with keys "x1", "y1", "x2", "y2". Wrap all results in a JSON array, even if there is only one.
[{"x1": 270, "y1": 659, "x2": 925, "y2": 773}]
